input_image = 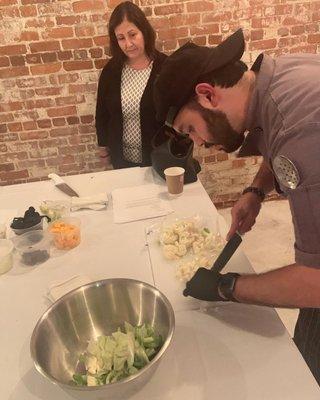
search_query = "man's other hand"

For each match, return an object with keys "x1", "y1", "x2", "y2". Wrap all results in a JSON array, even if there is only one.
[{"x1": 227, "y1": 192, "x2": 262, "y2": 240}]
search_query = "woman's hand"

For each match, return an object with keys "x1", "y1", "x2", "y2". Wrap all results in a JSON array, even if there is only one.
[
  {"x1": 227, "y1": 192, "x2": 262, "y2": 240},
  {"x1": 98, "y1": 146, "x2": 111, "y2": 169}
]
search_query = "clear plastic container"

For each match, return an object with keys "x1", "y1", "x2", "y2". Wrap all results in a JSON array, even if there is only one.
[
  {"x1": 13, "y1": 231, "x2": 51, "y2": 266},
  {"x1": 40, "y1": 200, "x2": 70, "y2": 222},
  {"x1": 11, "y1": 219, "x2": 44, "y2": 236},
  {"x1": 48, "y1": 217, "x2": 81, "y2": 250},
  {"x1": 0, "y1": 239, "x2": 14, "y2": 274},
  {"x1": 10, "y1": 206, "x2": 51, "y2": 236}
]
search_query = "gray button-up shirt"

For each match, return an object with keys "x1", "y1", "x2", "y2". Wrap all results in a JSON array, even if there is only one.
[{"x1": 239, "y1": 53, "x2": 320, "y2": 267}]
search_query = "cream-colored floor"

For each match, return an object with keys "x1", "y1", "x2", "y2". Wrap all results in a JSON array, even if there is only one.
[{"x1": 219, "y1": 199, "x2": 299, "y2": 337}]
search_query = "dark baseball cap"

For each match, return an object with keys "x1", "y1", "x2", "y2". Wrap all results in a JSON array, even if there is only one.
[{"x1": 154, "y1": 28, "x2": 245, "y2": 125}]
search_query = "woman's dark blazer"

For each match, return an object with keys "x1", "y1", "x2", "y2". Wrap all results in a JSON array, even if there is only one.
[{"x1": 95, "y1": 50, "x2": 167, "y2": 169}]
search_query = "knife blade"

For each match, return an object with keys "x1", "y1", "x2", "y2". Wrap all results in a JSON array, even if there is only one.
[
  {"x1": 48, "y1": 173, "x2": 79, "y2": 197},
  {"x1": 211, "y1": 232, "x2": 242, "y2": 273}
]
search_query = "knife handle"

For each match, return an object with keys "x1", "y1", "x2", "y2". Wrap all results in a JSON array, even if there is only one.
[
  {"x1": 48, "y1": 173, "x2": 64, "y2": 185},
  {"x1": 211, "y1": 232, "x2": 242, "y2": 274}
]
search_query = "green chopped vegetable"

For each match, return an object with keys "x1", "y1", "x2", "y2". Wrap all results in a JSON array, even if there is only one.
[
  {"x1": 203, "y1": 227, "x2": 210, "y2": 234},
  {"x1": 72, "y1": 322, "x2": 163, "y2": 386},
  {"x1": 72, "y1": 374, "x2": 87, "y2": 386}
]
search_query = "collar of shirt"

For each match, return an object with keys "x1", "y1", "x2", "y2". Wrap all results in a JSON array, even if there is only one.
[{"x1": 244, "y1": 53, "x2": 275, "y2": 132}]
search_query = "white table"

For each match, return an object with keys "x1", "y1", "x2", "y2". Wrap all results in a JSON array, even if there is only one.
[{"x1": 1, "y1": 167, "x2": 319, "y2": 399}]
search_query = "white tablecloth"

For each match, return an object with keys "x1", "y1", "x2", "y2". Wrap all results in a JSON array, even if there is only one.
[{"x1": 1, "y1": 167, "x2": 319, "y2": 399}]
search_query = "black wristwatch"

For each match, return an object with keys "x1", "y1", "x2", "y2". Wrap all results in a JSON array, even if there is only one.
[
  {"x1": 218, "y1": 273, "x2": 240, "y2": 302},
  {"x1": 242, "y1": 186, "x2": 265, "y2": 202}
]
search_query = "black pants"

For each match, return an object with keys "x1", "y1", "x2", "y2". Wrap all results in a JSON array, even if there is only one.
[{"x1": 294, "y1": 308, "x2": 320, "y2": 384}]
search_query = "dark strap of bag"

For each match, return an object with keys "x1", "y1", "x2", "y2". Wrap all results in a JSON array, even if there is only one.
[{"x1": 150, "y1": 127, "x2": 201, "y2": 184}]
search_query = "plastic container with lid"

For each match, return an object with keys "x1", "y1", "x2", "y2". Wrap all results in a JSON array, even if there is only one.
[
  {"x1": 0, "y1": 239, "x2": 14, "y2": 274},
  {"x1": 40, "y1": 200, "x2": 70, "y2": 222},
  {"x1": 13, "y1": 231, "x2": 51, "y2": 266},
  {"x1": 48, "y1": 217, "x2": 81, "y2": 250},
  {"x1": 10, "y1": 206, "x2": 51, "y2": 236}
]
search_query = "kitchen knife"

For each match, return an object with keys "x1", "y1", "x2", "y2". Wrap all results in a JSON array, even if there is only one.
[
  {"x1": 48, "y1": 173, "x2": 79, "y2": 197},
  {"x1": 211, "y1": 231, "x2": 242, "y2": 273}
]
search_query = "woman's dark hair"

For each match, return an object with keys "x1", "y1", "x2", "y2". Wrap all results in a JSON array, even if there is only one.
[
  {"x1": 108, "y1": 1, "x2": 156, "y2": 62},
  {"x1": 199, "y1": 60, "x2": 248, "y2": 88}
]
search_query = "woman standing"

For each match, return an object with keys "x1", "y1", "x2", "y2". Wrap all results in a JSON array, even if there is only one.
[{"x1": 96, "y1": 1, "x2": 167, "y2": 169}]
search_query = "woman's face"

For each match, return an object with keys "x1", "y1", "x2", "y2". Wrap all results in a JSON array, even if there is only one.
[{"x1": 114, "y1": 18, "x2": 146, "y2": 60}]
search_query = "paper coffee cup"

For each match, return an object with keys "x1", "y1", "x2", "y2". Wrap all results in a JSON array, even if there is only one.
[{"x1": 164, "y1": 167, "x2": 185, "y2": 195}]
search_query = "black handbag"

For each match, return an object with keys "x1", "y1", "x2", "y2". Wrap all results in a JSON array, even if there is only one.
[{"x1": 150, "y1": 130, "x2": 201, "y2": 184}]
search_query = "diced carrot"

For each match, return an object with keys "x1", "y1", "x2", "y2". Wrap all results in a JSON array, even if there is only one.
[{"x1": 49, "y1": 222, "x2": 81, "y2": 249}]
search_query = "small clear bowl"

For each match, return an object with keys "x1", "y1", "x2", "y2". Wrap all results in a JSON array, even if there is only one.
[
  {"x1": 40, "y1": 200, "x2": 70, "y2": 222},
  {"x1": 0, "y1": 239, "x2": 14, "y2": 274},
  {"x1": 48, "y1": 217, "x2": 81, "y2": 250},
  {"x1": 11, "y1": 219, "x2": 45, "y2": 236},
  {"x1": 13, "y1": 231, "x2": 51, "y2": 266}
]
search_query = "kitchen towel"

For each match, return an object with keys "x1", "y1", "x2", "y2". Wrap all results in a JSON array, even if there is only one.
[
  {"x1": 47, "y1": 275, "x2": 93, "y2": 302},
  {"x1": 70, "y1": 193, "x2": 108, "y2": 211}
]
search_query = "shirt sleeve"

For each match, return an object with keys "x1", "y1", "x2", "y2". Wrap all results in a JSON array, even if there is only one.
[
  {"x1": 276, "y1": 122, "x2": 320, "y2": 268},
  {"x1": 289, "y1": 183, "x2": 320, "y2": 268},
  {"x1": 95, "y1": 68, "x2": 109, "y2": 147}
]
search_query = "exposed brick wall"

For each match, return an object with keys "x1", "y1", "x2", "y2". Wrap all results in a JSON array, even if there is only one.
[{"x1": 0, "y1": 0, "x2": 319, "y2": 206}]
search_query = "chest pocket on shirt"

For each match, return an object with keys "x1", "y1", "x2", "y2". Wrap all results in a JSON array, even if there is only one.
[{"x1": 288, "y1": 183, "x2": 320, "y2": 266}]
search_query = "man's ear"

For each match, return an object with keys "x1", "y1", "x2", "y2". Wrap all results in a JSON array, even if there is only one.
[{"x1": 195, "y1": 83, "x2": 219, "y2": 108}]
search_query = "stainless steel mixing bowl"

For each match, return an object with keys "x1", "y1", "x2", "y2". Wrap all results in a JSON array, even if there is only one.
[{"x1": 30, "y1": 278, "x2": 175, "y2": 399}]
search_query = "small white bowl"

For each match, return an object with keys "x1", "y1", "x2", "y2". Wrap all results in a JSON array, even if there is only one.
[{"x1": 0, "y1": 239, "x2": 14, "y2": 274}]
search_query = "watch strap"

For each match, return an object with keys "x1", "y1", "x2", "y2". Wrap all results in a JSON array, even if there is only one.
[
  {"x1": 242, "y1": 186, "x2": 265, "y2": 201},
  {"x1": 218, "y1": 273, "x2": 240, "y2": 302}
]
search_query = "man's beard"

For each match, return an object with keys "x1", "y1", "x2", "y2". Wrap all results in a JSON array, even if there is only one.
[{"x1": 189, "y1": 100, "x2": 245, "y2": 153}]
